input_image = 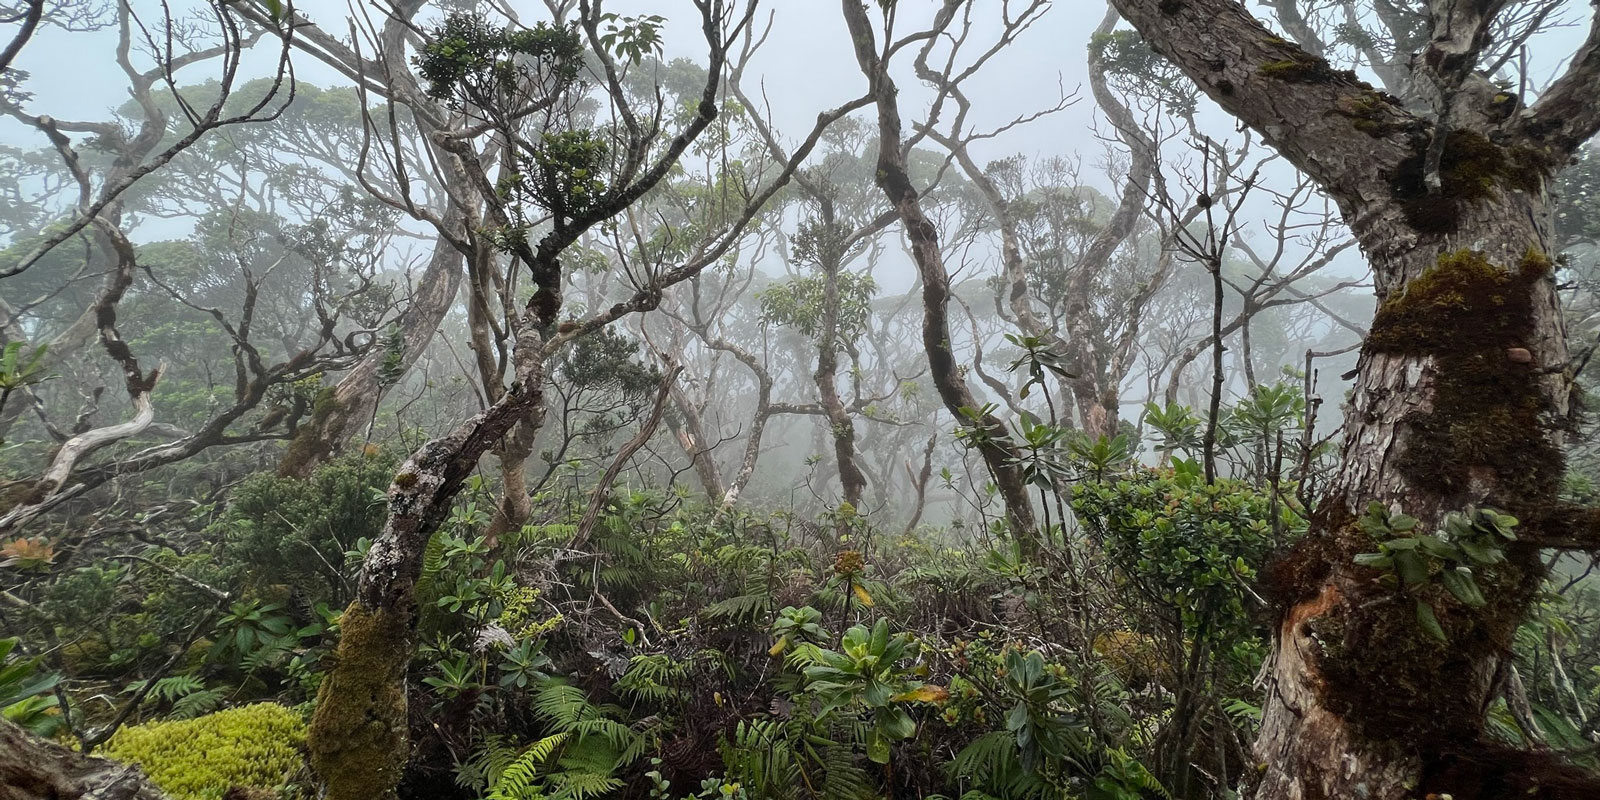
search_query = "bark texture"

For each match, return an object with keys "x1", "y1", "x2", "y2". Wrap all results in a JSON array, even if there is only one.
[{"x1": 0, "y1": 720, "x2": 167, "y2": 800}]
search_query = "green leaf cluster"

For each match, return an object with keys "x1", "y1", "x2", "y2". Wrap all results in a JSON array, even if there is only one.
[{"x1": 1353, "y1": 503, "x2": 1519, "y2": 641}]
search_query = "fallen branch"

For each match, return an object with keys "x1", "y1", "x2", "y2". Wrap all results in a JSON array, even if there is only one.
[{"x1": 0, "y1": 718, "x2": 168, "y2": 800}]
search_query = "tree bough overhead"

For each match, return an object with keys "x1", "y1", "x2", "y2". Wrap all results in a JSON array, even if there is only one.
[{"x1": 1109, "y1": 0, "x2": 1600, "y2": 795}]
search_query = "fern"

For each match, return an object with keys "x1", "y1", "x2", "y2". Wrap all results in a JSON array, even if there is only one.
[
  {"x1": 415, "y1": 529, "x2": 448, "y2": 605},
  {"x1": 616, "y1": 653, "x2": 689, "y2": 703},
  {"x1": 486, "y1": 732, "x2": 568, "y2": 800},
  {"x1": 458, "y1": 735, "x2": 520, "y2": 793},
  {"x1": 547, "y1": 769, "x2": 621, "y2": 800},
  {"x1": 721, "y1": 719, "x2": 802, "y2": 800},
  {"x1": 817, "y1": 737, "x2": 872, "y2": 800},
  {"x1": 532, "y1": 680, "x2": 597, "y2": 729},
  {"x1": 705, "y1": 590, "x2": 772, "y2": 623},
  {"x1": 240, "y1": 634, "x2": 298, "y2": 672},
  {"x1": 128, "y1": 675, "x2": 222, "y2": 719},
  {"x1": 948, "y1": 731, "x2": 1054, "y2": 800},
  {"x1": 170, "y1": 688, "x2": 225, "y2": 719}
]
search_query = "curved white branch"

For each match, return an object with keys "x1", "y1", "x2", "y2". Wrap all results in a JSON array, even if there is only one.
[{"x1": 0, "y1": 373, "x2": 160, "y2": 534}]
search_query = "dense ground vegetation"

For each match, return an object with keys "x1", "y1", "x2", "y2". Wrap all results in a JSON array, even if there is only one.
[{"x1": 3, "y1": 0, "x2": 1600, "y2": 799}]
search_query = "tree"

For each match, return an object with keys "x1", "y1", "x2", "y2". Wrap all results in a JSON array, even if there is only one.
[
  {"x1": 1107, "y1": 0, "x2": 1600, "y2": 796},
  {"x1": 839, "y1": 0, "x2": 1049, "y2": 549},
  {"x1": 0, "y1": 0, "x2": 297, "y2": 531},
  {"x1": 242, "y1": 3, "x2": 883, "y2": 796}
]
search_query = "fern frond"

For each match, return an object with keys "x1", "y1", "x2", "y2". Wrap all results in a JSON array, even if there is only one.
[
  {"x1": 486, "y1": 732, "x2": 568, "y2": 800},
  {"x1": 547, "y1": 770, "x2": 621, "y2": 800},
  {"x1": 459, "y1": 734, "x2": 519, "y2": 792},
  {"x1": 533, "y1": 680, "x2": 597, "y2": 730},
  {"x1": 415, "y1": 529, "x2": 447, "y2": 604},
  {"x1": 706, "y1": 591, "x2": 772, "y2": 623},
  {"x1": 170, "y1": 688, "x2": 225, "y2": 719}
]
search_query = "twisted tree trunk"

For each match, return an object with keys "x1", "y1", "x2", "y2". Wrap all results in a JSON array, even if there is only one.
[
  {"x1": 841, "y1": 0, "x2": 1039, "y2": 546},
  {"x1": 815, "y1": 250, "x2": 868, "y2": 512}
]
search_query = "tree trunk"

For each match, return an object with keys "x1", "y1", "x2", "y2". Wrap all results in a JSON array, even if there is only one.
[
  {"x1": 665, "y1": 380, "x2": 726, "y2": 502},
  {"x1": 278, "y1": 233, "x2": 464, "y2": 477},
  {"x1": 1254, "y1": 199, "x2": 1577, "y2": 799},
  {"x1": 815, "y1": 253, "x2": 867, "y2": 513},
  {"x1": 841, "y1": 0, "x2": 1039, "y2": 546},
  {"x1": 1104, "y1": 0, "x2": 1600, "y2": 795},
  {"x1": 485, "y1": 420, "x2": 537, "y2": 545},
  {"x1": 309, "y1": 344, "x2": 546, "y2": 800}
]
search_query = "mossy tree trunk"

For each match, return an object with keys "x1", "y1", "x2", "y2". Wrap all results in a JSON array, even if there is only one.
[
  {"x1": 300, "y1": 2, "x2": 753, "y2": 796},
  {"x1": 1104, "y1": 0, "x2": 1600, "y2": 796},
  {"x1": 309, "y1": 358, "x2": 547, "y2": 800}
]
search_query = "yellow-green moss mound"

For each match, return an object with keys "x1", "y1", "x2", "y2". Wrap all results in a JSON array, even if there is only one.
[{"x1": 103, "y1": 702, "x2": 307, "y2": 800}]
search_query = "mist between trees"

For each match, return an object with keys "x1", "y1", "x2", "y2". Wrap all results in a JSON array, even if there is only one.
[{"x1": 2, "y1": 1, "x2": 1600, "y2": 799}]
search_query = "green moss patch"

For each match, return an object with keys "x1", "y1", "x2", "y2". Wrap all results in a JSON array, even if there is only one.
[
  {"x1": 1366, "y1": 248, "x2": 1559, "y2": 501},
  {"x1": 1295, "y1": 249, "x2": 1562, "y2": 749},
  {"x1": 104, "y1": 703, "x2": 307, "y2": 800},
  {"x1": 1390, "y1": 130, "x2": 1548, "y2": 234},
  {"x1": 308, "y1": 602, "x2": 413, "y2": 800},
  {"x1": 1255, "y1": 46, "x2": 1359, "y2": 85}
]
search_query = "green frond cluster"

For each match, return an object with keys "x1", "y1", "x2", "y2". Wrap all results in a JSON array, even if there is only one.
[
  {"x1": 103, "y1": 702, "x2": 307, "y2": 800},
  {"x1": 459, "y1": 680, "x2": 647, "y2": 800}
]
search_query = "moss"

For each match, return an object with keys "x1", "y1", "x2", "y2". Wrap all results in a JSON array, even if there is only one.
[
  {"x1": 1365, "y1": 249, "x2": 1559, "y2": 501},
  {"x1": 277, "y1": 386, "x2": 345, "y2": 478},
  {"x1": 1336, "y1": 92, "x2": 1410, "y2": 138},
  {"x1": 59, "y1": 636, "x2": 113, "y2": 675},
  {"x1": 308, "y1": 602, "x2": 413, "y2": 800},
  {"x1": 1306, "y1": 536, "x2": 1541, "y2": 749},
  {"x1": 0, "y1": 478, "x2": 50, "y2": 516},
  {"x1": 1259, "y1": 502, "x2": 1349, "y2": 610},
  {"x1": 1301, "y1": 249, "x2": 1561, "y2": 749},
  {"x1": 1390, "y1": 129, "x2": 1549, "y2": 233},
  {"x1": 1092, "y1": 630, "x2": 1170, "y2": 688},
  {"x1": 104, "y1": 703, "x2": 307, "y2": 800},
  {"x1": 1256, "y1": 53, "x2": 1358, "y2": 84}
]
